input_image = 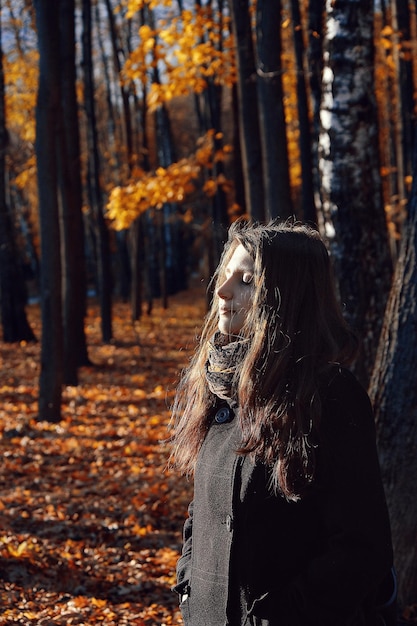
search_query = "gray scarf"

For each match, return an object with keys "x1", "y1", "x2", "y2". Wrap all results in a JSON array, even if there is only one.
[{"x1": 205, "y1": 333, "x2": 249, "y2": 403}]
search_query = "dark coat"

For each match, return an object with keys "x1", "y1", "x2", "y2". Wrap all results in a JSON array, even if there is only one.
[{"x1": 175, "y1": 367, "x2": 394, "y2": 626}]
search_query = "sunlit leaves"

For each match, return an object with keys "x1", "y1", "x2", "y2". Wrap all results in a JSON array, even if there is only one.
[
  {"x1": 122, "y1": 23, "x2": 157, "y2": 88},
  {"x1": 123, "y1": 5, "x2": 236, "y2": 110},
  {"x1": 4, "y1": 50, "x2": 38, "y2": 144},
  {"x1": 106, "y1": 159, "x2": 200, "y2": 229},
  {"x1": 4, "y1": 51, "x2": 39, "y2": 207},
  {"x1": 122, "y1": 0, "x2": 173, "y2": 18},
  {"x1": 106, "y1": 130, "x2": 233, "y2": 230}
]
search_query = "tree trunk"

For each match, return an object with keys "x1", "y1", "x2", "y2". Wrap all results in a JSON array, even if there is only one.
[
  {"x1": 231, "y1": 83, "x2": 246, "y2": 215},
  {"x1": 318, "y1": 0, "x2": 392, "y2": 385},
  {"x1": 130, "y1": 217, "x2": 143, "y2": 321},
  {"x1": 255, "y1": 0, "x2": 293, "y2": 220},
  {"x1": 59, "y1": 0, "x2": 89, "y2": 383},
  {"x1": 368, "y1": 132, "x2": 417, "y2": 611},
  {"x1": 104, "y1": 0, "x2": 134, "y2": 172},
  {"x1": 0, "y1": 14, "x2": 36, "y2": 343},
  {"x1": 182, "y1": 2, "x2": 228, "y2": 262},
  {"x1": 395, "y1": 0, "x2": 414, "y2": 183},
  {"x1": 151, "y1": 5, "x2": 190, "y2": 299},
  {"x1": 33, "y1": 0, "x2": 63, "y2": 422},
  {"x1": 95, "y1": 0, "x2": 122, "y2": 180},
  {"x1": 389, "y1": 0, "x2": 406, "y2": 212},
  {"x1": 289, "y1": 0, "x2": 316, "y2": 223},
  {"x1": 82, "y1": 0, "x2": 112, "y2": 343},
  {"x1": 153, "y1": 103, "x2": 175, "y2": 307},
  {"x1": 229, "y1": 0, "x2": 265, "y2": 222},
  {"x1": 307, "y1": 0, "x2": 325, "y2": 217}
]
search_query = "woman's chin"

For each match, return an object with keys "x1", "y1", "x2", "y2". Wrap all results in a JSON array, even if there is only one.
[{"x1": 218, "y1": 322, "x2": 242, "y2": 340}]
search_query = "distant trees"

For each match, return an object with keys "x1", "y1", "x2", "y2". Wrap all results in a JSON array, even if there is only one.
[{"x1": 3, "y1": 0, "x2": 414, "y2": 294}]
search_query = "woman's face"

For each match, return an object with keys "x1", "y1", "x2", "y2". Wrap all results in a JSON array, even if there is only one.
[{"x1": 217, "y1": 243, "x2": 255, "y2": 338}]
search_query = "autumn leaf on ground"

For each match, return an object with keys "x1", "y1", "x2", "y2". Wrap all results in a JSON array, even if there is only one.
[{"x1": 0, "y1": 288, "x2": 205, "y2": 625}]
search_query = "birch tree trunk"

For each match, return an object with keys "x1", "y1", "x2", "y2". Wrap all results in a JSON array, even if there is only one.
[{"x1": 318, "y1": 0, "x2": 392, "y2": 384}]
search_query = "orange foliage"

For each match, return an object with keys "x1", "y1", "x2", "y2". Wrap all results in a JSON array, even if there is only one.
[
  {"x1": 0, "y1": 288, "x2": 206, "y2": 624},
  {"x1": 122, "y1": 0, "x2": 173, "y2": 17},
  {"x1": 4, "y1": 50, "x2": 39, "y2": 217},
  {"x1": 106, "y1": 130, "x2": 233, "y2": 230},
  {"x1": 281, "y1": 11, "x2": 302, "y2": 194},
  {"x1": 122, "y1": 5, "x2": 235, "y2": 111},
  {"x1": 4, "y1": 50, "x2": 38, "y2": 144}
]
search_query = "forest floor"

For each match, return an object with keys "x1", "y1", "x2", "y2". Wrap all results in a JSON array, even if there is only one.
[
  {"x1": 1, "y1": 288, "x2": 416, "y2": 626},
  {"x1": 0, "y1": 286, "x2": 207, "y2": 625}
]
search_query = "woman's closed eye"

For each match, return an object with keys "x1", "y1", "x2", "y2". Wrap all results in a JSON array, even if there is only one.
[{"x1": 242, "y1": 273, "x2": 253, "y2": 285}]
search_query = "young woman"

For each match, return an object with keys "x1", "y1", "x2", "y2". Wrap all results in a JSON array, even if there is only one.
[{"x1": 170, "y1": 221, "x2": 394, "y2": 626}]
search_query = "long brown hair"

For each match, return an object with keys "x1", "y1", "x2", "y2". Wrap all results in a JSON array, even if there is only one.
[{"x1": 170, "y1": 220, "x2": 358, "y2": 500}]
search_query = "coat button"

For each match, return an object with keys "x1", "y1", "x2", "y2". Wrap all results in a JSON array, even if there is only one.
[
  {"x1": 214, "y1": 407, "x2": 232, "y2": 424},
  {"x1": 226, "y1": 514, "x2": 233, "y2": 532}
]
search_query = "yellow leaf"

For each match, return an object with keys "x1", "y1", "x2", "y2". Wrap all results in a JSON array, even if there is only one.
[{"x1": 139, "y1": 24, "x2": 153, "y2": 40}]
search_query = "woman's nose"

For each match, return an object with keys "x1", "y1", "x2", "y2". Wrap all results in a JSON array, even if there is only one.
[{"x1": 217, "y1": 278, "x2": 232, "y2": 300}]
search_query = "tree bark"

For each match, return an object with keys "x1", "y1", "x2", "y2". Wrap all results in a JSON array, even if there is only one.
[
  {"x1": 369, "y1": 131, "x2": 417, "y2": 610},
  {"x1": 395, "y1": 0, "x2": 414, "y2": 183},
  {"x1": 307, "y1": 0, "x2": 325, "y2": 218},
  {"x1": 255, "y1": 0, "x2": 293, "y2": 220},
  {"x1": 33, "y1": 0, "x2": 63, "y2": 422},
  {"x1": 187, "y1": 2, "x2": 228, "y2": 261},
  {"x1": 289, "y1": 0, "x2": 316, "y2": 223},
  {"x1": 59, "y1": 0, "x2": 89, "y2": 383},
  {"x1": 229, "y1": 0, "x2": 265, "y2": 222},
  {"x1": 82, "y1": 0, "x2": 112, "y2": 343},
  {"x1": 95, "y1": 0, "x2": 122, "y2": 180},
  {"x1": 318, "y1": 0, "x2": 392, "y2": 385},
  {"x1": 104, "y1": 0, "x2": 134, "y2": 172},
  {"x1": 130, "y1": 217, "x2": 143, "y2": 321}
]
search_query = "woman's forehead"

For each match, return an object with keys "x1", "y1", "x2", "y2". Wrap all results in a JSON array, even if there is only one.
[{"x1": 226, "y1": 244, "x2": 254, "y2": 271}]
